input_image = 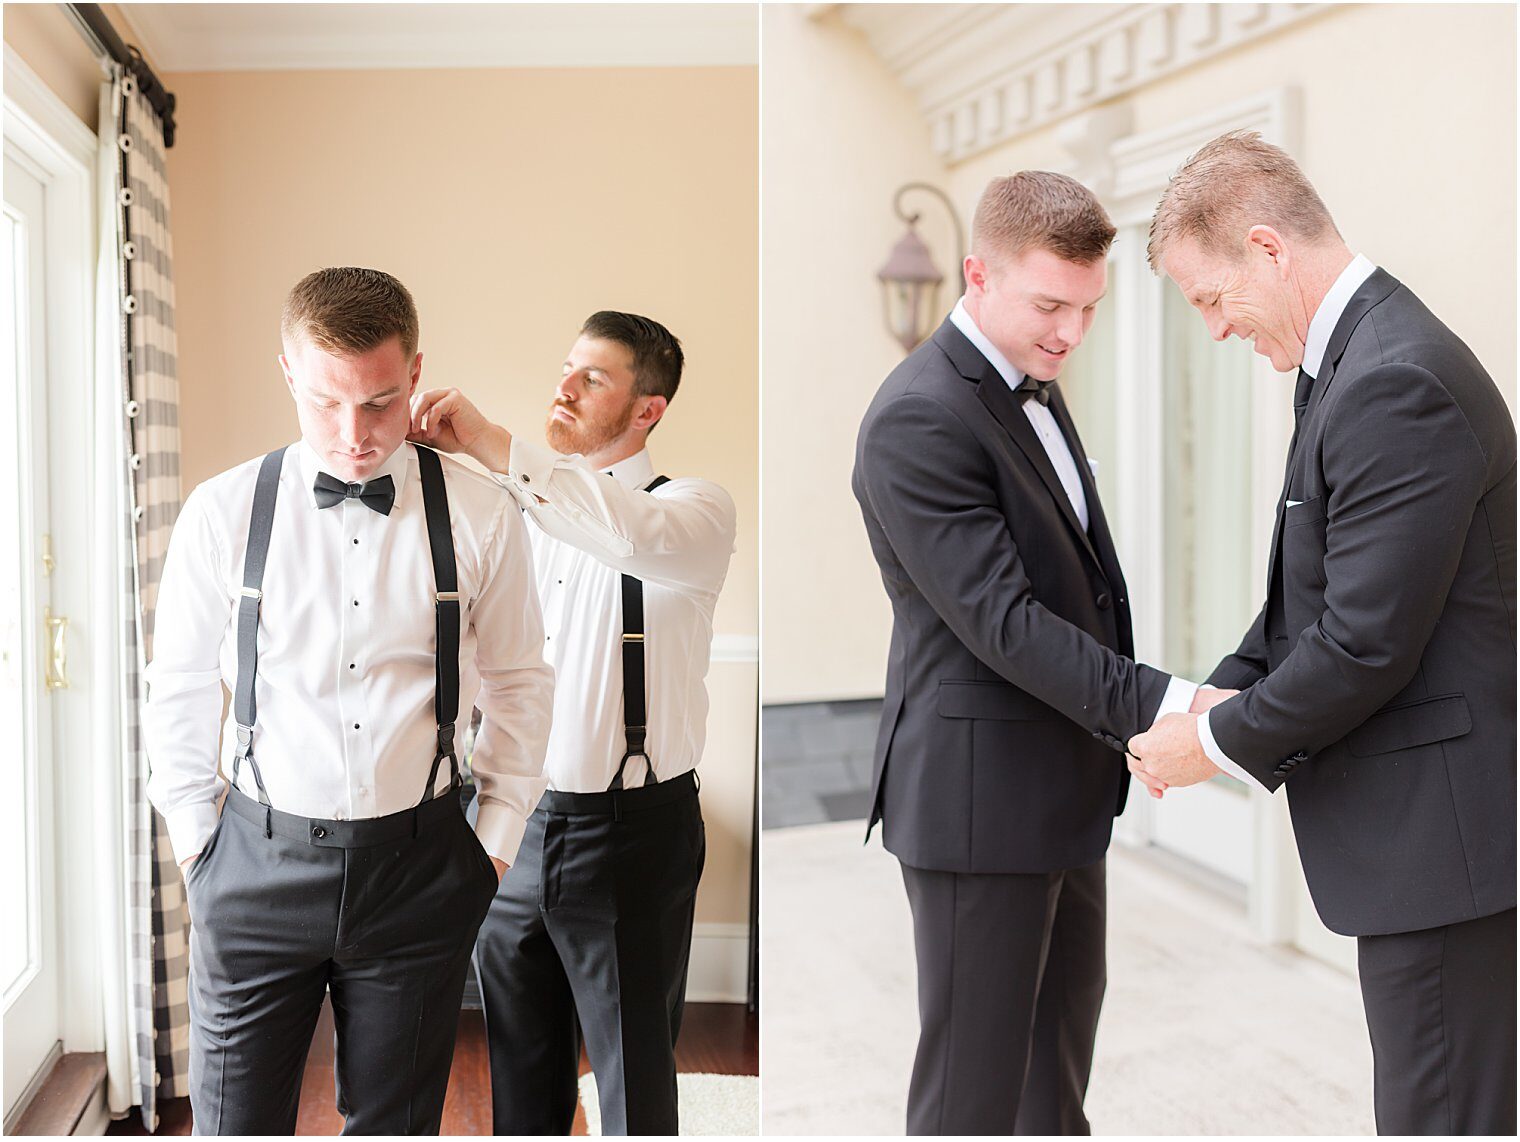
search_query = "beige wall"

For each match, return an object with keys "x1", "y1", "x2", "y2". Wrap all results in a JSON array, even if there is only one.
[
  {"x1": 762, "y1": 2, "x2": 1518, "y2": 704},
  {"x1": 759, "y1": 4, "x2": 943, "y2": 704},
  {"x1": 159, "y1": 65, "x2": 757, "y2": 925},
  {"x1": 3, "y1": 2, "x2": 143, "y2": 130}
]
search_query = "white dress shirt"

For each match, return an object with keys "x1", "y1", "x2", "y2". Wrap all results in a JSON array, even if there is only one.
[
  {"x1": 494, "y1": 439, "x2": 737, "y2": 792},
  {"x1": 948, "y1": 298, "x2": 1196, "y2": 720},
  {"x1": 144, "y1": 441, "x2": 553, "y2": 866},
  {"x1": 1197, "y1": 254, "x2": 1379, "y2": 786}
]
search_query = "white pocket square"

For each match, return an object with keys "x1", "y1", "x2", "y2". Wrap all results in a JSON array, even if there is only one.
[{"x1": 1286, "y1": 499, "x2": 1304, "y2": 508}]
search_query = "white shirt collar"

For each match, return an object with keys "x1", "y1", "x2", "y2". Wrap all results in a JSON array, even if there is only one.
[
  {"x1": 949, "y1": 295, "x2": 1026, "y2": 392},
  {"x1": 298, "y1": 438, "x2": 412, "y2": 509},
  {"x1": 599, "y1": 446, "x2": 656, "y2": 490},
  {"x1": 1302, "y1": 253, "x2": 1376, "y2": 380}
]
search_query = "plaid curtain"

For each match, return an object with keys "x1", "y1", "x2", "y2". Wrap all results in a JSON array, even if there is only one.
[{"x1": 112, "y1": 71, "x2": 188, "y2": 1131}]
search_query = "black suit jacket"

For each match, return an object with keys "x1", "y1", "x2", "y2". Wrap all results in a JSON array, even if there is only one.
[
  {"x1": 1208, "y1": 269, "x2": 1517, "y2": 936},
  {"x1": 852, "y1": 318, "x2": 1171, "y2": 874}
]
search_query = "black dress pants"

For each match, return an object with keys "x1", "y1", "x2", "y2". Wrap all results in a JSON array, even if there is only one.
[
  {"x1": 185, "y1": 787, "x2": 499, "y2": 1136},
  {"x1": 1358, "y1": 906, "x2": 1516, "y2": 1135},
  {"x1": 473, "y1": 772, "x2": 705, "y2": 1136},
  {"x1": 900, "y1": 858, "x2": 1107, "y2": 1136}
]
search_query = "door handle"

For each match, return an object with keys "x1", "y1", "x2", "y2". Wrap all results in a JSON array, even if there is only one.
[{"x1": 44, "y1": 607, "x2": 68, "y2": 690}]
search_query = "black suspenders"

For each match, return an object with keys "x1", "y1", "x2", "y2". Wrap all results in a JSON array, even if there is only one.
[
  {"x1": 231, "y1": 445, "x2": 461, "y2": 837},
  {"x1": 607, "y1": 474, "x2": 670, "y2": 792}
]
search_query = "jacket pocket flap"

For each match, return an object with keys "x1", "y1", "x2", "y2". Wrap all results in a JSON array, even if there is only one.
[
  {"x1": 1284, "y1": 496, "x2": 1326, "y2": 525},
  {"x1": 1346, "y1": 694, "x2": 1472, "y2": 757},
  {"x1": 938, "y1": 680, "x2": 1053, "y2": 721}
]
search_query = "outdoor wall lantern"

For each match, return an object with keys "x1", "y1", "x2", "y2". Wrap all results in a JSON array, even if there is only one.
[{"x1": 877, "y1": 182, "x2": 965, "y2": 354}]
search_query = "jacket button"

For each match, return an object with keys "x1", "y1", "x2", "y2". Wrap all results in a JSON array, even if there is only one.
[{"x1": 1095, "y1": 592, "x2": 1112, "y2": 610}]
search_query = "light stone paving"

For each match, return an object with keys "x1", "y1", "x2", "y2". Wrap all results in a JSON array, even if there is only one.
[{"x1": 761, "y1": 820, "x2": 1375, "y2": 1136}]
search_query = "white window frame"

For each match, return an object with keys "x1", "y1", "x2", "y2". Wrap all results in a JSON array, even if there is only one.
[{"x1": 4, "y1": 44, "x2": 133, "y2": 1125}]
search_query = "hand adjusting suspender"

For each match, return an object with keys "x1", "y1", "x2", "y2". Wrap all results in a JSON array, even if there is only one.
[
  {"x1": 231, "y1": 445, "x2": 461, "y2": 840},
  {"x1": 608, "y1": 474, "x2": 670, "y2": 793}
]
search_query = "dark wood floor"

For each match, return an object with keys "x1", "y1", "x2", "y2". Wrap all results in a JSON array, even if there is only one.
[{"x1": 109, "y1": 1001, "x2": 758, "y2": 1136}]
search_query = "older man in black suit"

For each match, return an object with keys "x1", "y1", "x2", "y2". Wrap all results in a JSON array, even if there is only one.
[
  {"x1": 1132, "y1": 130, "x2": 1516, "y2": 1136},
  {"x1": 852, "y1": 171, "x2": 1203, "y2": 1135}
]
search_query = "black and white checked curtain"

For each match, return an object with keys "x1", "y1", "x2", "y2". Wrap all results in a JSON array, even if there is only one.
[{"x1": 111, "y1": 69, "x2": 188, "y2": 1131}]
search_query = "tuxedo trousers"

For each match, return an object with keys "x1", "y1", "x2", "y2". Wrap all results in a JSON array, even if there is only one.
[
  {"x1": 900, "y1": 858, "x2": 1106, "y2": 1136},
  {"x1": 1358, "y1": 906, "x2": 1516, "y2": 1135},
  {"x1": 473, "y1": 772, "x2": 705, "y2": 1136},
  {"x1": 185, "y1": 786, "x2": 499, "y2": 1136}
]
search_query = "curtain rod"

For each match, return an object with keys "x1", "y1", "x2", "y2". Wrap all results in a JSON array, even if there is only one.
[{"x1": 65, "y1": 3, "x2": 177, "y2": 146}]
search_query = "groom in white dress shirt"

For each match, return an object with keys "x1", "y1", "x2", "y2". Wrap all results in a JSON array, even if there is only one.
[{"x1": 144, "y1": 267, "x2": 552, "y2": 1134}]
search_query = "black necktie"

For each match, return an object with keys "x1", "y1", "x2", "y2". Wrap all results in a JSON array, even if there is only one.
[
  {"x1": 313, "y1": 471, "x2": 395, "y2": 516},
  {"x1": 1017, "y1": 376, "x2": 1055, "y2": 406},
  {"x1": 1293, "y1": 366, "x2": 1315, "y2": 424}
]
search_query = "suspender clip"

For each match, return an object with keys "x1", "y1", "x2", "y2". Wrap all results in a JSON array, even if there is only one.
[
  {"x1": 622, "y1": 632, "x2": 645, "y2": 643},
  {"x1": 233, "y1": 723, "x2": 253, "y2": 758},
  {"x1": 240, "y1": 587, "x2": 262, "y2": 601},
  {"x1": 436, "y1": 591, "x2": 460, "y2": 602},
  {"x1": 437, "y1": 721, "x2": 457, "y2": 755}
]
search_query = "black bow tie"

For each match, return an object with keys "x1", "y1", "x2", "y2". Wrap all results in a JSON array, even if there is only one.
[
  {"x1": 313, "y1": 471, "x2": 395, "y2": 515},
  {"x1": 1017, "y1": 377, "x2": 1055, "y2": 406}
]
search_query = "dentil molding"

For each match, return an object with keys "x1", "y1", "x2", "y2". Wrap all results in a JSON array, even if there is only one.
[{"x1": 826, "y1": 3, "x2": 1336, "y2": 164}]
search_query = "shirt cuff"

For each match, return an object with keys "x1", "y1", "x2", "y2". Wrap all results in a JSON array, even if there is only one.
[
  {"x1": 1155, "y1": 675, "x2": 1200, "y2": 721},
  {"x1": 1198, "y1": 708, "x2": 1269, "y2": 790},
  {"x1": 166, "y1": 800, "x2": 222, "y2": 866},
  {"x1": 474, "y1": 799, "x2": 529, "y2": 868},
  {"x1": 499, "y1": 437, "x2": 563, "y2": 500}
]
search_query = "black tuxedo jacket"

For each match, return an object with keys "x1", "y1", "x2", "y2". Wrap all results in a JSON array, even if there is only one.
[
  {"x1": 852, "y1": 317, "x2": 1170, "y2": 874},
  {"x1": 1208, "y1": 269, "x2": 1517, "y2": 936}
]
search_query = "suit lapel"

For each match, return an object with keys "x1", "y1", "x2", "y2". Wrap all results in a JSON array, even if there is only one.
[
  {"x1": 977, "y1": 367, "x2": 1101, "y2": 566},
  {"x1": 931, "y1": 319, "x2": 1102, "y2": 566},
  {"x1": 1047, "y1": 390, "x2": 1118, "y2": 584},
  {"x1": 1262, "y1": 268, "x2": 1400, "y2": 605}
]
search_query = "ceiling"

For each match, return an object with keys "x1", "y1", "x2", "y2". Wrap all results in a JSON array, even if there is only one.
[{"x1": 117, "y1": 3, "x2": 759, "y2": 72}]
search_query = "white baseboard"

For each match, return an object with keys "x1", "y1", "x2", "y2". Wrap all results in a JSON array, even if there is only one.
[{"x1": 685, "y1": 922, "x2": 750, "y2": 1004}]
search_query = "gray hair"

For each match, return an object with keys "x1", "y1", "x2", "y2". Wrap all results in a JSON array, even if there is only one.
[{"x1": 1147, "y1": 130, "x2": 1340, "y2": 272}]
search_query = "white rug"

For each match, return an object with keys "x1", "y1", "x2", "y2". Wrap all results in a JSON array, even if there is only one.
[{"x1": 578, "y1": 1071, "x2": 759, "y2": 1136}]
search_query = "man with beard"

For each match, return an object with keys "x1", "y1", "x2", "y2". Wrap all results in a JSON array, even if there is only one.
[{"x1": 408, "y1": 310, "x2": 737, "y2": 1135}]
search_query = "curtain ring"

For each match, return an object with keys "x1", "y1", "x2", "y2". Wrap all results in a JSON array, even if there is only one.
[
  {"x1": 119, "y1": 187, "x2": 134, "y2": 207},
  {"x1": 122, "y1": 75, "x2": 137, "y2": 96},
  {"x1": 123, "y1": 240, "x2": 137, "y2": 260},
  {"x1": 125, "y1": 399, "x2": 141, "y2": 419},
  {"x1": 130, "y1": 453, "x2": 143, "y2": 471},
  {"x1": 123, "y1": 295, "x2": 138, "y2": 315},
  {"x1": 118, "y1": 133, "x2": 133, "y2": 153},
  {"x1": 133, "y1": 505, "x2": 144, "y2": 523}
]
